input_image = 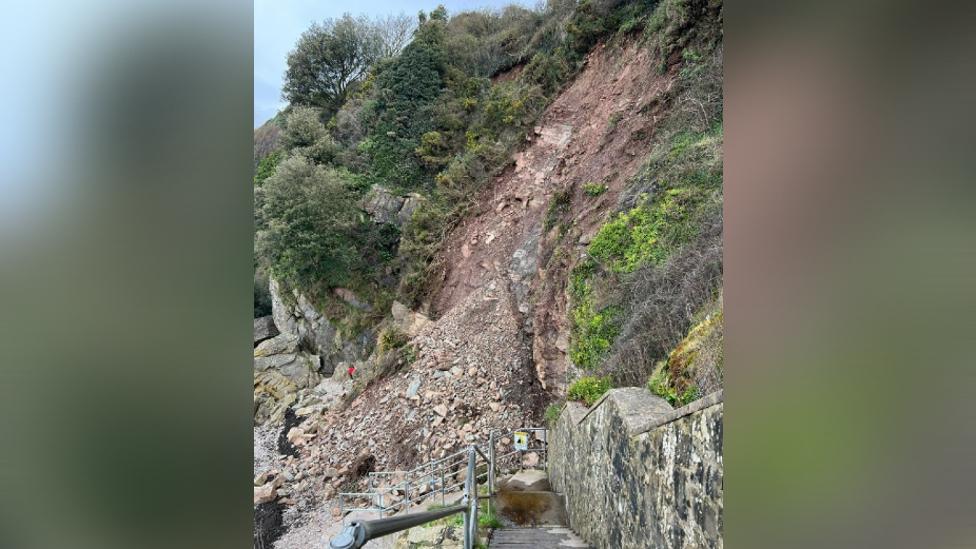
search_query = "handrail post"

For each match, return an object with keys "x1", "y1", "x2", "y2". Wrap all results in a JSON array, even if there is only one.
[
  {"x1": 463, "y1": 445, "x2": 477, "y2": 549},
  {"x1": 488, "y1": 431, "x2": 495, "y2": 496}
]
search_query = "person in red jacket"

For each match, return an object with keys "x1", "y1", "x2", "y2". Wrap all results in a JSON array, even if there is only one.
[{"x1": 347, "y1": 364, "x2": 356, "y2": 378}]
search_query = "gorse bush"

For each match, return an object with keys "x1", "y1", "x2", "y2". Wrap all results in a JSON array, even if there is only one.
[{"x1": 567, "y1": 376, "x2": 612, "y2": 406}]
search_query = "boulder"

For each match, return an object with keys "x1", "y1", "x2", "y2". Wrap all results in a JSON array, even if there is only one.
[
  {"x1": 253, "y1": 353, "x2": 301, "y2": 372},
  {"x1": 521, "y1": 452, "x2": 541, "y2": 468},
  {"x1": 397, "y1": 194, "x2": 424, "y2": 226},
  {"x1": 254, "y1": 482, "x2": 277, "y2": 505},
  {"x1": 363, "y1": 185, "x2": 404, "y2": 225},
  {"x1": 253, "y1": 316, "x2": 278, "y2": 345},
  {"x1": 391, "y1": 301, "x2": 431, "y2": 337},
  {"x1": 254, "y1": 333, "x2": 300, "y2": 357},
  {"x1": 405, "y1": 378, "x2": 422, "y2": 399}
]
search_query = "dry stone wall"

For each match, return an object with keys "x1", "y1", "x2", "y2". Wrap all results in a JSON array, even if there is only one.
[{"x1": 549, "y1": 389, "x2": 723, "y2": 548}]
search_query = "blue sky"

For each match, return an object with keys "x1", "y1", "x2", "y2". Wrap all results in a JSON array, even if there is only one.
[{"x1": 254, "y1": 0, "x2": 534, "y2": 127}]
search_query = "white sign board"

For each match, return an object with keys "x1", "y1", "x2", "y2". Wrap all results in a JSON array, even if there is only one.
[{"x1": 513, "y1": 431, "x2": 529, "y2": 451}]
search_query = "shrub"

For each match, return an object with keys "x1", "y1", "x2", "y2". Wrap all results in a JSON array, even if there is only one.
[
  {"x1": 255, "y1": 156, "x2": 361, "y2": 290},
  {"x1": 648, "y1": 363, "x2": 699, "y2": 407},
  {"x1": 543, "y1": 187, "x2": 572, "y2": 230},
  {"x1": 589, "y1": 187, "x2": 711, "y2": 273},
  {"x1": 603, "y1": 213, "x2": 722, "y2": 385},
  {"x1": 583, "y1": 182, "x2": 607, "y2": 196},
  {"x1": 567, "y1": 376, "x2": 612, "y2": 406},
  {"x1": 570, "y1": 296, "x2": 621, "y2": 370},
  {"x1": 254, "y1": 150, "x2": 282, "y2": 186},
  {"x1": 378, "y1": 326, "x2": 409, "y2": 354}
]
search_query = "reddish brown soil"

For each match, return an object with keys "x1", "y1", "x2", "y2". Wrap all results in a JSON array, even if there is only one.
[{"x1": 431, "y1": 41, "x2": 675, "y2": 393}]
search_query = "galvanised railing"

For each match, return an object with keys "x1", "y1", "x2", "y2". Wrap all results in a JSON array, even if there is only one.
[{"x1": 331, "y1": 426, "x2": 548, "y2": 549}]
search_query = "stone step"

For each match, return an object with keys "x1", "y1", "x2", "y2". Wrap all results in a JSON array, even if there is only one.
[{"x1": 488, "y1": 527, "x2": 590, "y2": 548}]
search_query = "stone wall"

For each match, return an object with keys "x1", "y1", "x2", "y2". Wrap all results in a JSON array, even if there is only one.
[{"x1": 549, "y1": 389, "x2": 723, "y2": 548}]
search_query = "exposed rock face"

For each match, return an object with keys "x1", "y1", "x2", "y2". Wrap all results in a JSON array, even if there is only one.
[
  {"x1": 549, "y1": 390, "x2": 724, "y2": 549},
  {"x1": 255, "y1": 281, "x2": 368, "y2": 426},
  {"x1": 269, "y1": 278, "x2": 370, "y2": 373},
  {"x1": 254, "y1": 315, "x2": 279, "y2": 345},
  {"x1": 391, "y1": 301, "x2": 432, "y2": 337},
  {"x1": 362, "y1": 185, "x2": 425, "y2": 228},
  {"x1": 431, "y1": 41, "x2": 672, "y2": 394},
  {"x1": 363, "y1": 185, "x2": 404, "y2": 225},
  {"x1": 398, "y1": 194, "x2": 424, "y2": 226},
  {"x1": 254, "y1": 333, "x2": 300, "y2": 357}
]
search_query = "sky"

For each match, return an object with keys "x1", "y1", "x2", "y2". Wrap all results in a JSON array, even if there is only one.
[{"x1": 254, "y1": 0, "x2": 535, "y2": 128}]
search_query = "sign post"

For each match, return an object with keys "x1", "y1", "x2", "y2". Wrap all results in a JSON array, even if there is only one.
[{"x1": 513, "y1": 431, "x2": 529, "y2": 451}]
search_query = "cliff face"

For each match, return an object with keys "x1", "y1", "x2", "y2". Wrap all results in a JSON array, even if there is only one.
[
  {"x1": 254, "y1": 1, "x2": 723, "y2": 542},
  {"x1": 431, "y1": 39, "x2": 676, "y2": 393}
]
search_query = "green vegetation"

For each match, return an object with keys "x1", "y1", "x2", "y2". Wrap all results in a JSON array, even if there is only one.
[
  {"x1": 569, "y1": 288, "x2": 621, "y2": 370},
  {"x1": 544, "y1": 401, "x2": 564, "y2": 425},
  {"x1": 543, "y1": 188, "x2": 572, "y2": 231},
  {"x1": 563, "y1": 0, "x2": 723, "y2": 380},
  {"x1": 589, "y1": 186, "x2": 710, "y2": 273},
  {"x1": 568, "y1": 258, "x2": 620, "y2": 370},
  {"x1": 378, "y1": 326, "x2": 409, "y2": 354},
  {"x1": 567, "y1": 376, "x2": 612, "y2": 406},
  {"x1": 648, "y1": 300, "x2": 723, "y2": 405},
  {"x1": 255, "y1": 156, "x2": 360, "y2": 289},
  {"x1": 253, "y1": 150, "x2": 282, "y2": 186},
  {"x1": 478, "y1": 507, "x2": 502, "y2": 529},
  {"x1": 255, "y1": 0, "x2": 722, "y2": 393},
  {"x1": 582, "y1": 182, "x2": 607, "y2": 196},
  {"x1": 647, "y1": 364, "x2": 697, "y2": 407}
]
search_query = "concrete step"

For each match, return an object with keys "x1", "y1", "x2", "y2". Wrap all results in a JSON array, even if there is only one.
[{"x1": 488, "y1": 527, "x2": 590, "y2": 548}]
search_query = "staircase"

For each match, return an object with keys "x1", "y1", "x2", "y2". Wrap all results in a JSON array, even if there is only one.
[{"x1": 488, "y1": 470, "x2": 589, "y2": 548}]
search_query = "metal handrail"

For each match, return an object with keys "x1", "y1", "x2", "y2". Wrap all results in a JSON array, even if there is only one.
[{"x1": 332, "y1": 426, "x2": 548, "y2": 549}]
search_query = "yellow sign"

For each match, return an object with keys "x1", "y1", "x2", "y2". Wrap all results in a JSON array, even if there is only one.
[{"x1": 513, "y1": 431, "x2": 529, "y2": 451}]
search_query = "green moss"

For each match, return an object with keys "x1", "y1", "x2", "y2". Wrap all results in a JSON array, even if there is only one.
[
  {"x1": 648, "y1": 305, "x2": 722, "y2": 407},
  {"x1": 567, "y1": 376, "x2": 612, "y2": 406}
]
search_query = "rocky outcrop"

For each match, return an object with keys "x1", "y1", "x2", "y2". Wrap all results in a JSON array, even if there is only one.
[
  {"x1": 549, "y1": 390, "x2": 723, "y2": 549},
  {"x1": 254, "y1": 315, "x2": 279, "y2": 345},
  {"x1": 269, "y1": 278, "x2": 371, "y2": 373},
  {"x1": 391, "y1": 301, "x2": 432, "y2": 337},
  {"x1": 362, "y1": 185, "x2": 424, "y2": 228}
]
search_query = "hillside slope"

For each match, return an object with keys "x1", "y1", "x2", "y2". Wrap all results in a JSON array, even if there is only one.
[
  {"x1": 254, "y1": 1, "x2": 723, "y2": 545},
  {"x1": 432, "y1": 39, "x2": 675, "y2": 392}
]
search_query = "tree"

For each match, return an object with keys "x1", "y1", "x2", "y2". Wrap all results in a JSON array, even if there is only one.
[
  {"x1": 373, "y1": 13, "x2": 416, "y2": 58},
  {"x1": 283, "y1": 14, "x2": 382, "y2": 113},
  {"x1": 255, "y1": 156, "x2": 360, "y2": 289},
  {"x1": 281, "y1": 106, "x2": 337, "y2": 164}
]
